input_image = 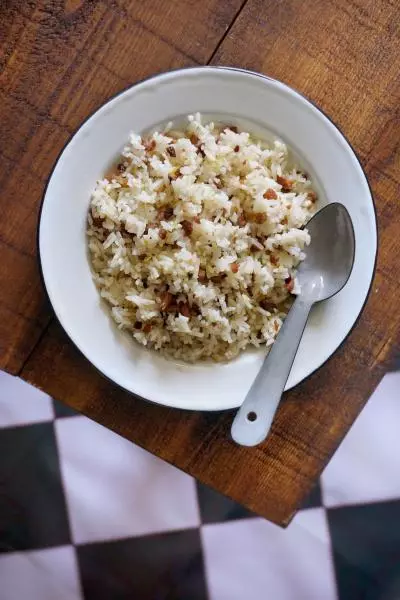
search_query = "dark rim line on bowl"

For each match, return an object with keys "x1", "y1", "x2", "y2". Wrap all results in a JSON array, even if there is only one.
[{"x1": 36, "y1": 66, "x2": 378, "y2": 412}]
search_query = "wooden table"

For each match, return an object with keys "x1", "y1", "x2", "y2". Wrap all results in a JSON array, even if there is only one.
[{"x1": 1, "y1": 0, "x2": 399, "y2": 526}]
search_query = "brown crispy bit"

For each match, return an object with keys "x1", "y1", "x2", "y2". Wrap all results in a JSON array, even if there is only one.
[
  {"x1": 178, "y1": 302, "x2": 191, "y2": 318},
  {"x1": 145, "y1": 139, "x2": 156, "y2": 152},
  {"x1": 91, "y1": 215, "x2": 104, "y2": 228},
  {"x1": 158, "y1": 205, "x2": 174, "y2": 221},
  {"x1": 167, "y1": 146, "x2": 176, "y2": 157},
  {"x1": 211, "y1": 274, "x2": 226, "y2": 284},
  {"x1": 254, "y1": 212, "x2": 266, "y2": 224},
  {"x1": 159, "y1": 229, "x2": 167, "y2": 240},
  {"x1": 274, "y1": 321, "x2": 279, "y2": 332},
  {"x1": 191, "y1": 303, "x2": 201, "y2": 315},
  {"x1": 143, "y1": 323, "x2": 152, "y2": 334},
  {"x1": 198, "y1": 146, "x2": 206, "y2": 158},
  {"x1": 264, "y1": 188, "x2": 278, "y2": 200},
  {"x1": 237, "y1": 213, "x2": 247, "y2": 227},
  {"x1": 281, "y1": 216, "x2": 288, "y2": 225},
  {"x1": 117, "y1": 162, "x2": 125, "y2": 172},
  {"x1": 166, "y1": 303, "x2": 178, "y2": 314},
  {"x1": 181, "y1": 220, "x2": 193, "y2": 236},
  {"x1": 230, "y1": 262, "x2": 239, "y2": 273},
  {"x1": 138, "y1": 254, "x2": 146, "y2": 260},
  {"x1": 134, "y1": 321, "x2": 142, "y2": 330},
  {"x1": 198, "y1": 268, "x2": 207, "y2": 283},
  {"x1": 285, "y1": 276, "x2": 294, "y2": 293},
  {"x1": 228, "y1": 125, "x2": 239, "y2": 133},
  {"x1": 276, "y1": 175, "x2": 293, "y2": 192},
  {"x1": 190, "y1": 134, "x2": 199, "y2": 145},
  {"x1": 234, "y1": 145, "x2": 240, "y2": 152},
  {"x1": 307, "y1": 190, "x2": 318, "y2": 203},
  {"x1": 260, "y1": 300, "x2": 276, "y2": 312},
  {"x1": 250, "y1": 244, "x2": 260, "y2": 252},
  {"x1": 160, "y1": 291, "x2": 173, "y2": 311},
  {"x1": 214, "y1": 178, "x2": 223, "y2": 189},
  {"x1": 269, "y1": 254, "x2": 278, "y2": 266},
  {"x1": 193, "y1": 216, "x2": 201, "y2": 224}
]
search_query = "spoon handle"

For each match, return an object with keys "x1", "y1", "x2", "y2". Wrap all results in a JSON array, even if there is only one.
[{"x1": 231, "y1": 297, "x2": 313, "y2": 447}]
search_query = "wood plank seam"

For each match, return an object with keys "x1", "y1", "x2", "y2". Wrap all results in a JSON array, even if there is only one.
[{"x1": 206, "y1": 0, "x2": 249, "y2": 64}]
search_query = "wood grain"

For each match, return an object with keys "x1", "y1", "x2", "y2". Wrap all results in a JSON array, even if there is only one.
[
  {"x1": 4, "y1": 0, "x2": 400, "y2": 524},
  {"x1": 0, "y1": 0, "x2": 244, "y2": 372}
]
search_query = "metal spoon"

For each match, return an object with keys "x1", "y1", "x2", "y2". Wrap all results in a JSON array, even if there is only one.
[{"x1": 231, "y1": 202, "x2": 355, "y2": 447}]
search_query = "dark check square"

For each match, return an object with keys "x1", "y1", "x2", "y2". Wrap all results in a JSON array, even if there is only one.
[
  {"x1": 0, "y1": 422, "x2": 71, "y2": 552},
  {"x1": 77, "y1": 528, "x2": 207, "y2": 600}
]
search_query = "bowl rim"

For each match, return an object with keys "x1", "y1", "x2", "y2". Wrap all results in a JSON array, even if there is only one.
[{"x1": 37, "y1": 65, "x2": 378, "y2": 411}]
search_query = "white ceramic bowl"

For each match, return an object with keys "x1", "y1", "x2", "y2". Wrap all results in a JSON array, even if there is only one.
[{"x1": 39, "y1": 67, "x2": 377, "y2": 411}]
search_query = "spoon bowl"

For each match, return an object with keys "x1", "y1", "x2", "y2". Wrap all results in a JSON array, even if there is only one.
[
  {"x1": 298, "y1": 203, "x2": 355, "y2": 302},
  {"x1": 231, "y1": 202, "x2": 355, "y2": 447}
]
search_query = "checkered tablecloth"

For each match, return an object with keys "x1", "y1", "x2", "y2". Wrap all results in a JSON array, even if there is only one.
[{"x1": 1, "y1": 364, "x2": 399, "y2": 600}]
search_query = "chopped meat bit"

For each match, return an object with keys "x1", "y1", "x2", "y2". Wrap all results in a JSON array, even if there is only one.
[
  {"x1": 158, "y1": 205, "x2": 174, "y2": 221},
  {"x1": 167, "y1": 146, "x2": 176, "y2": 157},
  {"x1": 198, "y1": 268, "x2": 207, "y2": 283},
  {"x1": 181, "y1": 220, "x2": 193, "y2": 235},
  {"x1": 166, "y1": 302, "x2": 178, "y2": 313},
  {"x1": 276, "y1": 175, "x2": 293, "y2": 192},
  {"x1": 269, "y1": 254, "x2": 278, "y2": 266},
  {"x1": 307, "y1": 190, "x2": 318, "y2": 203},
  {"x1": 143, "y1": 323, "x2": 152, "y2": 334},
  {"x1": 144, "y1": 139, "x2": 156, "y2": 151},
  {"x1": 226, "y1": 125, "x2": 238, "y2": 133},
  {"x1": 190, "y1": 133, "x2": 199, "y2": 145},
  {"x1": 134, "y1": 321, "x2": 142, "y2": 330},
  {"x1": 117, "y1": 162, "x2": 125, "y2": 172},
  {"x1": 160, "y1": 291, "x2": 173, "y2": 311},
  {"x1": 91, "y1": 215, "x2": 104, "y2": 228},
  {"x1": 281, "y1": 216, "x2": 288, "y2": 225},
  {"x1": 260, "y1": 300, "x2": 276, "y2": 312},
  {"x1": 193, "y1": 216, "x2": 201, "y2": 224},
  {"x1": 234, "y1": 145, "x2": 240, "y2": 152},
  {"x1": 198, "y1": 146, "x2": 206, "y2": 158},
  {"x1": 191, "y1": 303, "x2": 201, "y2": 315},
  {"x1": 230, "y1": 262, "x2": 239, "y2": 273},
  {"x1": 264, "y1": 188, "x2": 277, "y2": 200},
  {"x1": 178, "y1": 302, "x2": 191, "y2": 318},
  {"x1": 285, "y1": 276, "x2": 294, "y2": 293},
  {"x1": 211, "y1": 274, "x2": 227, "y2": 284},
  {"x1": 214, "y1": 178, "x2": 223, "y2": 189},
  {"x1": 237, "y1": 213, "x2": 247, "y2": 227},
  {"x1": 274, "y1": 321, "x2": 279, "y2": 332},
  {"x1": 254, "y1": 212, "x2": 266, "y2": 224},
  {"x1": 250, "y1": 244, "x2": 261, "y2": 252},
  {"x1": 159, "y1": 228, "x2": 167, "y2": 240}
]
